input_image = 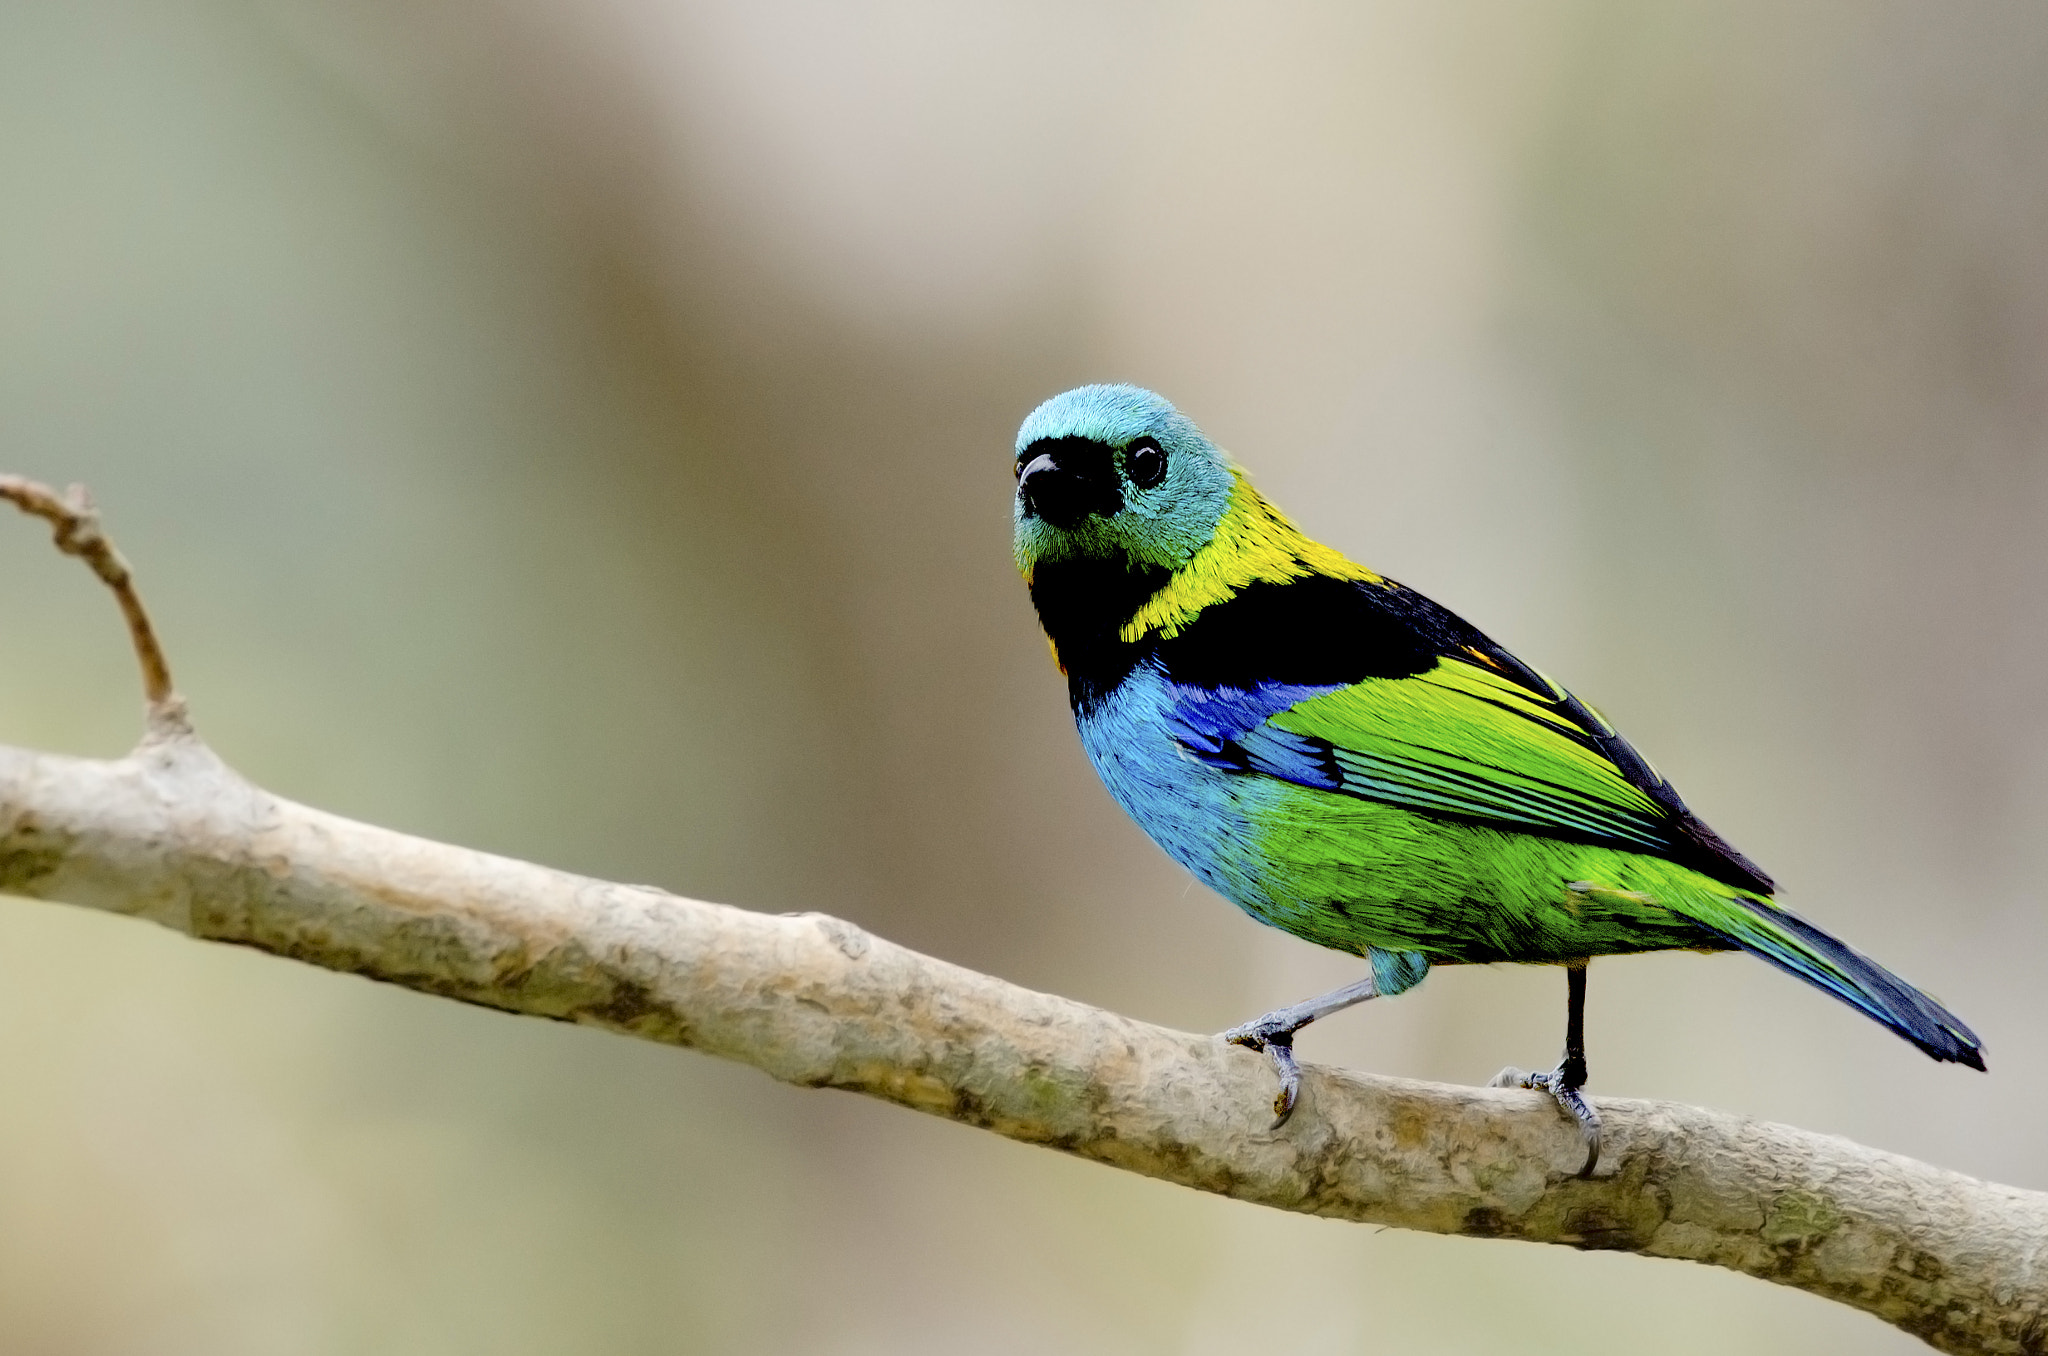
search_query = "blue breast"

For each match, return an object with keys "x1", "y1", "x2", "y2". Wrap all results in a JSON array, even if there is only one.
[
  {"x1": 1073, "y1": 662, "x2": 1334, "y2": 913},
  {"x1": 1074, "y1": 662, "x2": 1433, "y2": 992}
]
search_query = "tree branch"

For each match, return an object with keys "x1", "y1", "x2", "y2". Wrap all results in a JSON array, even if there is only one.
[{"x1": 2, "y1": 481, "x2": 2043, "y2": 1353}]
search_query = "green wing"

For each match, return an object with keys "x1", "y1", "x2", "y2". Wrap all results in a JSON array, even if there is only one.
[{"x1": 1231, "y1": 654, "x2": 1748, "y2": 878}]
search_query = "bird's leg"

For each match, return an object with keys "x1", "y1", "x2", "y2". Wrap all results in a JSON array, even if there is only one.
[
  {"x1": 1220, "y1": 973, "x2": 1380, "y2": 1127},
  {"x1": 1490, "y1": 961, "x2": 1602, "y2": 1177}
]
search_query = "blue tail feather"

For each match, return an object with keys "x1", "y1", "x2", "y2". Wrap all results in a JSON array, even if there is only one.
[{"x1": 1709, "y1": 896, "x2": 1985, "y2": 1070}]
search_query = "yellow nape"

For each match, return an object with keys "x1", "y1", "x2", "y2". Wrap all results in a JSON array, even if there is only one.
[{"x1": 1119, "y1": 472, "x2": 1385, "y2": 642}]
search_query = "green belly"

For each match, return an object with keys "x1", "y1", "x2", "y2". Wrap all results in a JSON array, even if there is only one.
[{"x1": 1236, "y1": 784, "x2": 1736, "y2": 965}]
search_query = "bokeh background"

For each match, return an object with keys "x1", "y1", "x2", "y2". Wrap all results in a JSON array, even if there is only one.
[{"x1": 2, "y1": 3, "x2": 2044, "y2": 1352}]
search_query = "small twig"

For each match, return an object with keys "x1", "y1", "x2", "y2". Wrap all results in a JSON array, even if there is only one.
[{"x1": 1, "y1": 474, "x2": 186, "y2": 735}]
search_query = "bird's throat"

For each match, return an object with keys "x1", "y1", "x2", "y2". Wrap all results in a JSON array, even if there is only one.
[{"x1": 1027, "y1": 556, "x2": 1173, "y2": 710}]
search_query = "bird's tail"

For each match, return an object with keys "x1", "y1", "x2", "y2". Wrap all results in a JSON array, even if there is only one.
[{"x1": 1695, "y1": 894, "x2": 1984, "y2": 1069}]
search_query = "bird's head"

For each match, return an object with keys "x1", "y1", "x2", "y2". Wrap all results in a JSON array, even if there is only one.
[{"x1": 1011, "y1": 384, "x2": 1237, "y2": 574}]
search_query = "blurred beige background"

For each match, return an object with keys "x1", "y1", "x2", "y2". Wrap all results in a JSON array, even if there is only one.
[{"x1": 2, "y1": 2, "x2": 2043, "y2": 1352}]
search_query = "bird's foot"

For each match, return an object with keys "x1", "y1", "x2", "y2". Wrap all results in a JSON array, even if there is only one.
[
  {"x1": 1220, "y1": 1013, "x2": 1305, "y2": 1126},
  {"x1": 1490, "y1": 1060, "x2": 1602, "y2": 1177}
]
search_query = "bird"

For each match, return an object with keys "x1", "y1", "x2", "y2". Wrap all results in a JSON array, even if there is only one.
[{"x1": 1010, "y1": 383, "x2": 1984, "y2": 1175}]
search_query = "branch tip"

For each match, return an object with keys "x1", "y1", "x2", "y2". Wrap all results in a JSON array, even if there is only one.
[{"x1": 1, "y1": 473, "x2": 184, "y2": 727}]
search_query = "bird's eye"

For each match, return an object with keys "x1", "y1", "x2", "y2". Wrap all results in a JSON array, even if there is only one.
[{"x1": 1126, "y1": 437, "x2": 1167, "y2": 489}]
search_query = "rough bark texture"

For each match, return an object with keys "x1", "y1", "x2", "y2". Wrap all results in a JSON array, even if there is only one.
[{"x1": 1, "y1": 730, "x2": 2043, "y2": 1352}]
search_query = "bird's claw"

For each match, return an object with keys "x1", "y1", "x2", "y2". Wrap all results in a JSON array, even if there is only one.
[
  {"x1": 1491, "y1": 1062, "x2": 1602, "y2": 1177},
  {"x1": 1222, "y1": 1016, "x2": 1303, "y2": 1126}
]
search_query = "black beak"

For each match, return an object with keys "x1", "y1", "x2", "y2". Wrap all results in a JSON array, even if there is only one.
[{"x1": 1016, "y1": 438, "x2": 1123, "y2": 529}]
